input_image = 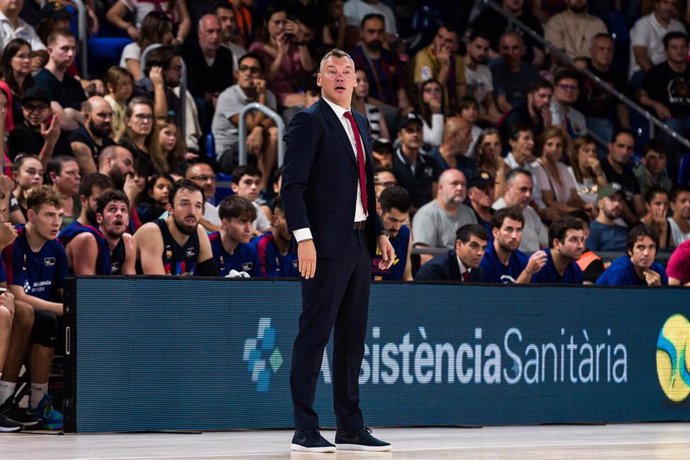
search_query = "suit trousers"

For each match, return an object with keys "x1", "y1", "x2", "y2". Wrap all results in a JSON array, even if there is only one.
[{"x1": 290, "y1": 228, "x2": 371, "y2": 432}]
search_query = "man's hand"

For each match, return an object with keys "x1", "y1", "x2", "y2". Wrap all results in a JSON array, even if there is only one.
[
  {"x1": 298, "y1": 239, "x2": 317, "y2": 279},
  {"x1": 149, "y1": 66, "x2": 164, "y2": 87},
  {"x1": 643, "y1": 269, "x2": 662, "y2": 286},
  {"x1": 246, "y1": 127, "x2": 264, "y2": 155},
  {"x1": 525, "y1": 250, "x2": 548, "y2": 276},
  {"x1": 654, "y1": 103, "x2": 671, "y2": 120},
  {"x1": 41, "y1": 116, "x2": 61, "y2": 144},
  {"x1": 377, "y1": 234, "x2": 395, "y2": 270}
]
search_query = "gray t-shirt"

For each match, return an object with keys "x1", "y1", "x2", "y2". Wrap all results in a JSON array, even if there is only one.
[
  {"x1": 211, "y1": 84, "x2": 277, "y2": 158},
  {"x1": 492, "y1": 198, "x2": 547, "y2": 254},
  {"x1": 412, "y1": 200, "x2": 477, "y2": 248}
]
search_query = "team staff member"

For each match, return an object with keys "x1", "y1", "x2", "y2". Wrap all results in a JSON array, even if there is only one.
[
  {"x1": 415, "y1": 223, "x2": 488, "y2": 282},
  {"x1": 281, "y1": 48, "x2": 394, "y2": 453}
]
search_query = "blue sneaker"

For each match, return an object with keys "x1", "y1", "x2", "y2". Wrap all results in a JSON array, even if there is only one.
[{"x1": 28, "y1": 394, "x2": 63, "y2": 430}]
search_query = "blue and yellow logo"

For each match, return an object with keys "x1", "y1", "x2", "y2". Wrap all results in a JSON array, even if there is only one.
[{"x1": 656, "y1": 314, "x2": 690, "y2": 402}]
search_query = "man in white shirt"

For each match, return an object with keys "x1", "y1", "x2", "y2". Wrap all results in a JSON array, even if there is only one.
[{"x1": 0, "y1": 0, "x2": 46, "y2": 53}]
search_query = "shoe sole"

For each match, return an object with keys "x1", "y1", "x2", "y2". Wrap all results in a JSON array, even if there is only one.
[
  {"x1": 336, "y1": 443, "x2": 391, "y2": 452},
  {"x1": 0, "y1": 426, "x2": 23, "y2": 433},
  {"x1": 290, "y1": 443, "x2": 336, "y2": 453}
]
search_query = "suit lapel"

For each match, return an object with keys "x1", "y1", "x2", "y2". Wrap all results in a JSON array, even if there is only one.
[{"x1": 319, "y1": 99, "x2": 358, "y2": 168}]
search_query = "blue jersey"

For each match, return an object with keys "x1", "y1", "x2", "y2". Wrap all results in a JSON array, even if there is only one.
[
  {"x1": 252, "y1": 232, "x2": 298, "y2": 278},
  {"x1": 4, "y1": 225, "x2": 67, "y2": 300},
  {"x1": 479, "y1": 242, "x2": 529, "y2": 283},
  {"x1": 209, "y1": 231, "x2": 259, "y2": 277},
  {"x1": 530, "y1": 248, "x2": 583, "y2": 284},
  {"x1": 372, "y1": 225, "x2": 410, "y2": 281},
  {"x1": 596, "y1": 256, "x2": 669, "y2": 286},
  {"x1": 59, "y1": 221, "x2": 113, "y2": 275}
]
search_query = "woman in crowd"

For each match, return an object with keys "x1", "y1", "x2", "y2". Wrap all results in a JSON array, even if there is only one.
[
  {"x1": 106, "y1": 0, "x2": 190, "y2": 46},
  {"x1": 351, "y1": 69, "x2": 390, "y2": 141},
  {"x1": 157, "y1": 118, "x2": 187, "y2": 177},
  {"x1": 9, "y1": 155, "x2": 43, "y2": 224},
  {"x1": 457, "y1": 96, "x2": 482, "y2": 157},
  {"x1": 116, "y1": 97, "x2": 163, "y2": 178},
  {"x1": 568, "y1": 135, "x2": 607, "y2": 207},
  {"x1": 417, "y1": 79, "x2": 445, "y2": 148},
  {"x1": 118, "y1": 11, "x2": 174, "y2": 81},
  {"x1": 0, "y1": 39, "x2": 35, "y2": 126},
  {"x1": 669, "y1": 185, "x2": 690, "y2": 245},
  {"x1": 249, "y1": 6, "x2": 315, "y2": 109},
  {"x1": 473, "y1": 128, "x2": 507, "y2": 199},
  {"x1": 534, "y1": 127, "x2": 594, "y2": 219},
  {"x1": 639, "y1": 186, "x2": 673, "y2": 250},
  {"x1": 136, "y1": 173, "x2": 174, "y2": 225}
]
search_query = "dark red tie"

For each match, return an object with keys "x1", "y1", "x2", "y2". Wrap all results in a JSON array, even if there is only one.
[
  {"x1": 344, "y1": 111, "x2": 368, "y2": 212},
  {"x1": 462, "y1": 271, "x2": 470, "y2": 283}
]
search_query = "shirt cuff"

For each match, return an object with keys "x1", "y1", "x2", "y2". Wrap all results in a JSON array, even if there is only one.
[{"x1": 293, "y1": 228, "x2": 313, "y2": 242}]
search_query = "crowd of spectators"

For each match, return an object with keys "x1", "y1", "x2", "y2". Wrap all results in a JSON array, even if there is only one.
[{"x1": 2, "y1": 0, "x2": 690, "y2": 433}]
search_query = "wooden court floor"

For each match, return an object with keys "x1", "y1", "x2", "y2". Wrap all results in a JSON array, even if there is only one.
[{"x1": 1, "y1": 424, "x2": 689, "y2": 459}]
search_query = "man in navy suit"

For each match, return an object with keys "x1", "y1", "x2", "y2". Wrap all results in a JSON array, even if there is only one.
[
  {"x1": 281, "y1": 49, "x2": 395, "y2": 453},
  {"x1": 415, "y1": 224, "x2": 489, "y2": 282}
]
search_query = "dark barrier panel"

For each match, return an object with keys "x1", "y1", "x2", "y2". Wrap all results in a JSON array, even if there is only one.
[{"x1": 63, "y1": 278, "x2": 690, "y2": 433}]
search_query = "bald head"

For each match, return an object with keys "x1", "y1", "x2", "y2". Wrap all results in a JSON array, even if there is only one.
[
  {"x1": 199, "y1": 14, "x2": 221, "y2": 52},
  {"x1": 83, "y1": 96, "x2": 113, "y2": 139},
  {"x1": 98, "y1": 145, "x2": 135, "y2": 189},
  {"x1": 437, "y1": 168, "x2": 467, "y2": 208}
]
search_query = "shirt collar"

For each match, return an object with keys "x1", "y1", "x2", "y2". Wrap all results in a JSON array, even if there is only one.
[
  {"x1": 456, "y1": 254, "x2": 468, "y2": 277},
  {"x1": 322, "y1": 96, "x2": 350, "y2": 119}
]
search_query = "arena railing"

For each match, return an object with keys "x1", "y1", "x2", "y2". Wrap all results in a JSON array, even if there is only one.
[
  {"x1": 479, "y1": 0, "x2": 690, "y2": 152},
  {"x1": 238, "y1": 103, "x2": 286, "y2": 167},
  {"x1": 73, "y1": 0, "x2": 88, "y2": 78}
]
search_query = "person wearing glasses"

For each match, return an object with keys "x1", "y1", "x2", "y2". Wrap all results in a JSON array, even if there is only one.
[
  {"x1": 116, "y1": 97, "x2": 163, "y2": 178},
  {"x1": 550, "y1": 68, "x2": 588, "y2": 139},
  {"x1": 7, "y1": 87, "x2": 61, "y2": 162},
  {"x1": 212, "y1": 52, "x2": 278, "y2": 189},
  {"x1": 184, "y1": 161, "x2": 221, "y2": 232}
]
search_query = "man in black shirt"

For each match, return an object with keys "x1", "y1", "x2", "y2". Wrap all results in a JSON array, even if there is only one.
[
  {"x1": 600, "y1": 129, "x2": 645, "y2": 226},
  {"x1": 69, "y1": 96, "x2": 115, "y2": 175},
  {"x1": 7, "y1": 87, "x2": 62, "y2": 161}
]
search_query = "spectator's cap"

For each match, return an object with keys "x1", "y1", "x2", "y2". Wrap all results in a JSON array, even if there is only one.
[
  {"x1": 21, "y1": 87, "x2": 51, "y2": 105},
  {"x1": 397, "y1": 113, "x2": 423, "y2": 132},
  {"x1": 41, "y1": 2, "x2": 72, "y2": 20},
  {"x1": 597, "y1": 182, "x2": 623, "y2": 200},
  {"x1": 372, "y1": 138, "x2": 393, "y2": 154},
  {"x1": 469, "y1": 170, "x2": 495, "y2": 189}
]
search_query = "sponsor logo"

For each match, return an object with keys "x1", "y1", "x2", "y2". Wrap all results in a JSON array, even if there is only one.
[
  {"x1": 656, "y1": 314, "x2": 690, "y2": 402},
  {"x1": 243, "y1": 318, "x2": 283, "y2": 392}
]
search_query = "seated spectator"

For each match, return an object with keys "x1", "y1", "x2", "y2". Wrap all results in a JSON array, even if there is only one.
[
  {"x1": 413, "y1": 23, "x2": 465, "y2": 110},
  {"x1": 428, "y1": 116, "x2": 476, "y2": 179},
  {"x1": 6, "y1": 86, "x2": 61, "y2": 163},
  {"x1": 668, "y1": 185, "x2": 690, "y2": 244},
  {"x1": 344, "y1": 0, "x2": 398, "y2": 49},
  {"x1": 135, "y1": 173, "x2": 173, "y2": 225},
  {"x1": 467, "y1": 170, "x2": 495, "y2": 234},
  {"x1": 134, "y1": 180, "x2": 217, "y2": 276},
  {"x1": 106, "y1": 0, "x2": 191, "y2": 46},
  {"x1": 417, "y1": 79, "x2": 445, "y2": 148},
  {"x1": 479, "y1": 206, "x2": 547, "y2": 284},
  {"x1": 499, "y1": 79, "x2": 553, "y2": 146},
  {"x1": 493, "y1": 168, "x2": 548, "y2": 253},
  {"x1": 116, "y1": 97, "x2": 164, "y2": 177},
  {"x1": 550, "y1": 68, "x2": 587, "y2": 139},
  {"x1": 212, "y1": 52, "x2": 278, "y2": 185},
  {"x1": 640, "y1": 186, "x2": 673, "y2": 249},
  {"x1": 576, "y1": 33, "x2": 630, "y2": 148},
  {"x1": 457, "y1": 97, "x2": 482, "y2": 156},
  {"x1": 586, "y1": 183, "x2": 629, "y2": 252},
  {"x1": 391, "y1": 113, "x2": 440, "y2": 210},
  {"x1": 667, "y1": 238, "x2": 690, "y2": 285},
  {"x1": 0, "y1": 0, "x2": 46, "y2": 54},
  {"x1": 97, "y1": 145, "x2": 135, "y2": 190},
  {"x1": 350, "y1": 13, "x2": 411, "y2": 113},
  {"x1": 184, "y1": 161, "x2": 221, "y2": 231},
  {"x1": 138, "y1": 46, "x2": 182, "y2": 129},
  {"x1": 412, "y1": 168, "x2": 476, "y2": 265},
  {"x1": 372, "y1": 138, "x2": 394, "y2": 169},
  {"x1": 157, "y1": 118, "x2": 188, "y2": 176},
  {"x1": 181, "y1": 14, "x2": 235, "y2": 132},
  {"x1": 63, "y1": 189, "x2": 135, "y2": 275},
  {"x1": 209, "y1": 195, "x2": 259, "y2": 277},
  {"x1": 634, "y1": 139, "x2": 673, "y2": 198},
  {"x1": 639, "y1": 31, "x2": 690, "y2": 168},
  {"x1": 118, "y1": 11, "x2": 174, "y2": 81},
  {"x1": 601, "y1": 129, "x2": 645, "y2": 226},
  {"x1": 322, "y1": 0, "x2": 346, "y2": 51},
  {"x1": 69, "y1": 96, "x2": 116, "y2": 175},
  {"x1": 470, "y1": 0, "x2": 545, "y2": 67},
  {"x1": 248, "y1": 6, "x2": 315, "y2": 109},
  {"x1": 3, "y1": 186, "x2": 67, "y2": 430},
  {"x1": 373, "y1": 166, "x2": 396, "y2": 199},
  {"x1": 567, "y1": 135, "x2": 607, "y2": 206},
  {"x1": 534, "y1": 127, "x2": 594, "y2": 219},
  {"x1": 503, "y1": 124, "x2": 544, "y2": 208},
  {"x1": 33, "y1": 29, "x2": 85, "y2": 131},
  {"x1": 253, "y1": 195, "x2": 299, "y2": 278},
  {"x1": 490, "y1": 32, "x2": 541, "y2": 114},
  {"x1": 472, "y1": 128, "x2": 507, "y2": 199},
  {"x1": 0, "y1": 38, "x2": 35, "y2": 126},
  {"x1": 544, "y1": 0, "x2": 607, "y2": 60},
  {"x1": 46, "y1": 156, "x2": 80, "y2": 228},
  {"x1": 415, "y1": 223, "x2": 488, "y2": 282},
  {"x1": 596, "y1": 224, "x2": 668, "y2": 286},
  {"x1": 463, "y1": 29, "x2": 501, "y2": 125},
  {"x1": 103, "y1": 66, "x2": 134, "y2": 137},
  {"x1": 530, "y1": 216, "x2": 585, "y2": 284},
  {"x1": 351, "y1": 69, "x2": 390, "y2": 141},
  {"x1": 231, "y1": 165, "x2": 271, "y2": 234},
  {"x1": 9, "y1": 154, "x2": 43, "y2": 224},
  {"x1": 372, "y1": 186, "x2": 413, "y2": 281},
  {"x1": 629, "y1": 0, "x2": 685, "y2": 87},
  {"x1": 216, "y1": 4, "x2": 247, "y2": 70},
  {"x1": 568, "y1": 209, "x2": 606, "y2": 283}
]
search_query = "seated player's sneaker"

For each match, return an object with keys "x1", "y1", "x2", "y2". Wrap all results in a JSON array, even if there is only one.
[
  {"x1": 28, "y1": 394, "x2": 63, "y2": 430},
  {"x1": 291, "y1": 429, "x2": 336, "y2": 453},
  {"x1": 0, "y1": 412, "x2": 23, "y2": 432},
  {"x1": 335, "y1": 427, "x2": 391, "y2": 451},
  {"x1": 0, "y1": 397, "x2": 39, "y2": 427}
]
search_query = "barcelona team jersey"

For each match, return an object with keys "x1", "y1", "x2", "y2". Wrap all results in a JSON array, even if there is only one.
[
  {"x1": 209, "y1": 231, "x2": 259, "y2": 277},
  {"x1": 135, "y1": 219, "x2": 200, "y2": 276},
  {"x1": 479, "y1": 242, "x2": 529, "y2": 284},
  {"x1": 530, "y1": 248, "x2": 583, "y2": 284},
  {"x1": 59, "y1": 221, "x2": 114, "y2": 275},
  {"x1": 252, "y1": 232, "x2": 298, "y2": 278}
]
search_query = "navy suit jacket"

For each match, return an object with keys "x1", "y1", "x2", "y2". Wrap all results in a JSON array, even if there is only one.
[
  {"x1": 414, "y1": 250, "x2": 483, "y2": 282},
  {"x1": 281, "y1": 98, "x2": 382, "y2": 259}
]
